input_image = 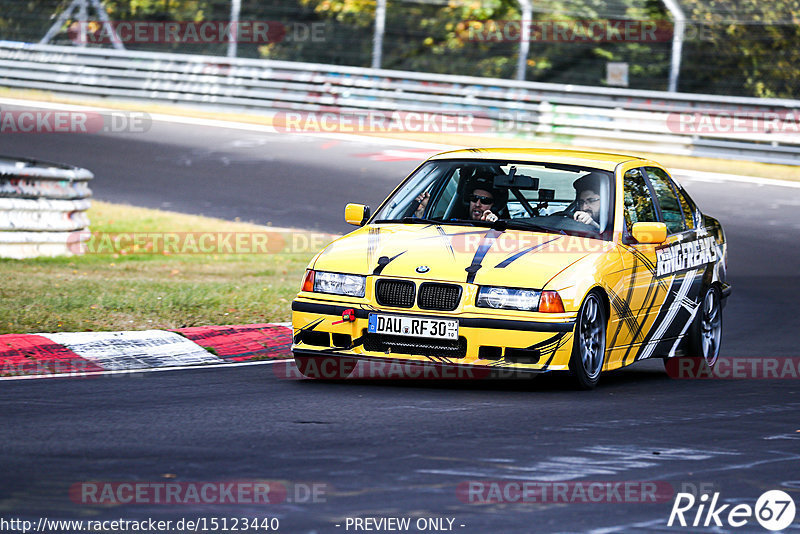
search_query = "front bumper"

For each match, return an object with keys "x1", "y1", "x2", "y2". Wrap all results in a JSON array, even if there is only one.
[{"x1": 291, "y1": 298, "x2": 577, "y2": 372}]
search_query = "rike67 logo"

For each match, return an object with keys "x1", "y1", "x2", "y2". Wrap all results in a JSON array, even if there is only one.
[{"x1": 668, "y1": 490, "x2": 796, "y2": 531}]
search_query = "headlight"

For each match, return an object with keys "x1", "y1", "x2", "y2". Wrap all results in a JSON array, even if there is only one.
[
  {"x1": 311, "y1": 271, "x2": 366, "y2": 298},
  {"x1": 476, "y1": 286, "x2": 540, "y2": 311}
]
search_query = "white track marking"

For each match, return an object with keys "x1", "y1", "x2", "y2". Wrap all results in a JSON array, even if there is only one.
[
  {"x1": 1, "y1": 96, "x2": 796, "y2": 187},
  {"x1": 39, "y1": 330, "x2": 222, "y2": 370},
  {"x1": 672, "y1": 168, "x2": 800, "y2": 189},
  {"x1": 0, "y1": 97, "x2": 453, "y2": 151},
  {"x1": 0, "y1": 357, "x2": 293, "y2": 381}
]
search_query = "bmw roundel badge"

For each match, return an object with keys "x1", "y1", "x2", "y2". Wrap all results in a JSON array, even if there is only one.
[{"x1": 416, "y1": 265, "x2": 430, "y2": 274}]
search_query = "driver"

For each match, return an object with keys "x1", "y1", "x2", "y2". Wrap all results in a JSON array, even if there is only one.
[
  {"x1": 572, "y1": 173, "x2": 605, "y2": 231},
  {"x1": 467, "y1": 179, "x2": 498, "y2": 222},
  {"x1": 463, "y1": 173, "x2": 509, "y2": 222},
  {"x1": 414, "y1": 172, "x2": 507, "y2": 222}
]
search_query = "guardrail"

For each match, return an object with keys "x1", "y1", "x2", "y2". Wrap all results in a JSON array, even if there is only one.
[
  {"x1": 0, "y1": 40, "x2": 798, "y2": 165},
  {"x1": 0, "y1": 155, "x2": 92, "y2": 259}
]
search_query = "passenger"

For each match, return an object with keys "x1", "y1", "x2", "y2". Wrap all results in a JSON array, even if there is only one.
[{"x1": 572, "y1": 173, "x2": 605, "y2": 231}]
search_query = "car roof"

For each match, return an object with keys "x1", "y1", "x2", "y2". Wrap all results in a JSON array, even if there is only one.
[{"x1": 428, "y1": 148, "x2": 647, "y2": 171}]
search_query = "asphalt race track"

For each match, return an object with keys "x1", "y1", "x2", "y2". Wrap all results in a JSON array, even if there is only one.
[{"x1": 2, "y1": 111, "x2": 800, "y2": 533}]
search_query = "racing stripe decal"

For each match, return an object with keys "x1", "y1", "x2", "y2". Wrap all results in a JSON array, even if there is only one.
[
  {"x1": 373, "y1": 251, "x2": 407, "y2": 275},
  {"x1": 626, "y1": 269, "x2": 666, "y2": 346},
  {"x1": 440, "y1": 230, "x2": 490, "y2": 237},
  {"x1": 607, "y1": 288, "x2": 642, "y2": 345},
  {"x1": 422, "y1": 229, "x2": 488, "y2": 242},
  {"x1": 617, "y1": 241, "x2": 692, "y2": 366},
  {"x1": 346, "y1": 335, "x2": 366, "y2": 350},
  {"x1": 621, "y1": 272, "x2": 674, "y2": 366},
  {"x1": 436, "y1": 225, "x2": 456, "y2": 259},
  {"x1": 367, "y1": 227, "x2": 381, "y2": 266},
  {"x1": 623, "y1": 244, "x2": 669, "y2": 292},
  {"x1": 494, "y1": 237, "x2": 561, "y2": 269},
  {"x1": 609, "y1": 249, "x2": 642, "y2": 351},
  {"x1": 426, "y1": 355, "x2": 455, "y2": 365},
  {"x1": 465, "y1": 229, "x2": 503, "y2": 284},
  {"x1": 524, "y1": 332, "x2": 569, "y2": 370},
  {"x1": 620, "y1": 266, "x2": 673, "y2": 365},
  {"x1": 635, "y1": 271, "x2": 700, "y2": 361},
  {"x1": 666, "y1": 294, "x2": 702, "y2": 357},
  {"x1": 292, "y1": 318, "x2": 325, "y2": 344}
]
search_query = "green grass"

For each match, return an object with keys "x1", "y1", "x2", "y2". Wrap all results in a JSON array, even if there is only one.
[{"x1": 0, "y1": 201, "x2": 333, "y2": 335}]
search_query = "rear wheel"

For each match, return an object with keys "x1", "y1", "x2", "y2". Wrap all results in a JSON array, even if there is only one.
[
  {"x1": 568, "y1": 292, "x2": 607, "y2": 389},
  {"x1": 294, "y1": 355, "x2": 357, "y2": 379},
  {"x1": 689, "y1": 286, "x2": 723, "y2": 367}
]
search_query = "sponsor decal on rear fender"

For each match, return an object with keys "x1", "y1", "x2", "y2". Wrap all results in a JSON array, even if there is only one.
[{"x1": 656, "y1": 236, "x2": 718, "y2": 277}]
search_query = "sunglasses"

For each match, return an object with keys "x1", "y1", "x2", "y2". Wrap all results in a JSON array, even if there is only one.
[{"x1": 469, "y1": 194, "x2": 494, "y2": 204}]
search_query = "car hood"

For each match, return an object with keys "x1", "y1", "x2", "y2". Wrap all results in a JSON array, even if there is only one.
[{"x1": 311, "y1": 223, "x2": 608, "y2": 288}]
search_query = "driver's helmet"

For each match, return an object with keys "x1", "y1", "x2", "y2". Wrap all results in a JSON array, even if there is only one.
[{"x1": 462, "y1": 167, "x2": 509, "y2": 215}]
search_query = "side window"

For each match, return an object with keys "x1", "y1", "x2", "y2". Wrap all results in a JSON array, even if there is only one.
[
  {"x1": 674, "y1": 185, "x2": 696, "y2": 230},
  {"x1": 622, "y1": 168, "x2": 657, "y2": 233},
  {"x1": 645, "y1": 167, "x2": 685, "y2": 234},
  {"x1": 429, "y1": 170, "x2": 460, "y2": 219}
]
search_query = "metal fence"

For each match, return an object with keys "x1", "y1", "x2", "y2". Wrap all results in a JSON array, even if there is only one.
[
  {"x1": 0, "y1": 0, "x2": 672, "y2": 89},
  {"x1": 1, "y1": 40, "x2": 798, "y2": 166},
  {"x1": 3, "y1": 0, "x2": 799, "y2": 97}
]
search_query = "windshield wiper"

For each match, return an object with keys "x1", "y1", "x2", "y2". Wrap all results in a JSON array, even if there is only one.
[
  {"x1": 401, "y1": 217, "x2": 445, "y2": 224},
  {"x1": 445, "y1": 218, "x2": 513, "y2": 231},
  {"x1": 503, "y1": 220, "x2": 567, "y2": 235}
]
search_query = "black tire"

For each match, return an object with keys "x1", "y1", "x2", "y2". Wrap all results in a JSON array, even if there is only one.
[
  {"x1": 568, "y1": 292, "x2": 607, "y2": 390},
  {"x1": 294, "y1": 355, "x2": 357, "y2": 379},
  {"x1": 688, "y1": 286, "x2": 723, "y2": 367}
]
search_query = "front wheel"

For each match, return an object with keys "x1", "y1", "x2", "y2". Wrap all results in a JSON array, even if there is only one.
[
  {"x1": 688, "y1": 286, "x2": 723, "y2": 367},
  {"x1": 568, "y1": 292, "x2": 607, "y2": 389}
]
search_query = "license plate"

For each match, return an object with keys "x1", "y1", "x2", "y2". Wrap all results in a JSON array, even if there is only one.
[{"x1": 368, "y1": 314, "x2": 459, "y2": 340}]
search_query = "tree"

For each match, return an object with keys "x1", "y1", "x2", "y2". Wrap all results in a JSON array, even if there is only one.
[{"x1": 679, "y1": 0, "x2": 800, "y2": 97}]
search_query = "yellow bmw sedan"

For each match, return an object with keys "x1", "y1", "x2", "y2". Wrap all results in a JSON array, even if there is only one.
[{"x1": 291, "y1": 148, "x2": 730, "y2": 388}]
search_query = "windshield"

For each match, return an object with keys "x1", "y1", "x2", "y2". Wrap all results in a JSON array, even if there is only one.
[{"x1": 372, "y1": 159, "x2": 615, "y2": 239}]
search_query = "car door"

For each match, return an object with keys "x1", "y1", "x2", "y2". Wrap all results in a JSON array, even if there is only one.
[{"x1": 607, "y1": 166, "x2": 668, "y2": 366}]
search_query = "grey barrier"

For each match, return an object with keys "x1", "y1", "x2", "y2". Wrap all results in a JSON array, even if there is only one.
[
  {"x1": 0, "y1": 156, "x2": 92, "y2": 259},
  {"x1": 0, "y1": 40, "x2": 798, "y2": 165}
]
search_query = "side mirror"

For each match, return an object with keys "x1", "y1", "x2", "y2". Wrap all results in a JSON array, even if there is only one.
[
  {"x1": 631, "y1": 222, "x2": 667, "y2": 244},
  {"x1": 344, "y1": 203, "x2": 370, "y2": 226}
]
